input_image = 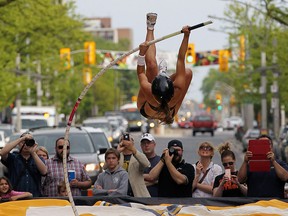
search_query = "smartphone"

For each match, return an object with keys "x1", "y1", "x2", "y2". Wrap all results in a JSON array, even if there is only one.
[
  {"x1": 225, "y1": 169, "x2": 231, "y2": 180},
  {"x1": 123, "y1": 133, "x2": 130, "y2": 141}
]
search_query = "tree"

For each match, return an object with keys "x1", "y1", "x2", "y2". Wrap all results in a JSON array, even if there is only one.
[{"x1": 204, "y1": 0, "x2": 288, "y2": 116}]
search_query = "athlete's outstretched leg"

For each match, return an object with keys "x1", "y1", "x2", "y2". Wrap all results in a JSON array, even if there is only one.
[{"x1": 145, "y1": 13, "x2": 158, "y2": 83}]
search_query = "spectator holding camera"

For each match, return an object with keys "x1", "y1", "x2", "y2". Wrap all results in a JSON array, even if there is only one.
[
  {"x1": 148, "y1": 139, "x2": 194, "y2": 197},
  {"x1": 213, "y1": 142, "x2": 247, "y2": 197},
  {"x1": 117, "y1": 133, "x2": 151, "y2": 197},
  {"x1": 0, "y1": 132, "x2": 47, "y2": 197},
  {"x1": 192, "y1": 142, "x2": 222, "y2": 198}
]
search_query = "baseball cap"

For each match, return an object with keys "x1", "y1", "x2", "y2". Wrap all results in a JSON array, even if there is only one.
[
  {"x1": 167, "y1": 139, "x2": 183, "y2": 149},
  {"x1": 140, "y1": 133, "x2": 155, "y2": 142}
]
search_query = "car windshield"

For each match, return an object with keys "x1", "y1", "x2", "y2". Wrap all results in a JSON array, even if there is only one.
[
  {"x1": 33, "y1": 133, "x2": 95, "y2": 155},
  {"x1": 88, "y1": 132, "x2": 110, "y2": 150},
  {"x1": 22, "y1": 119, "x2": 48, "y2": 129}
]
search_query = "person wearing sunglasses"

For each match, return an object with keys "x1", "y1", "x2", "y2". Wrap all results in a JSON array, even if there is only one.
[
  {"x1": 213, "y1": 142, "x2": 247, "y2": 197},
  {"x1": 42, "y1": 137, "x2": 92, "y2": 197},
  {"x1": 192, "y1": 142, "x2": 222, "y2": 197}
]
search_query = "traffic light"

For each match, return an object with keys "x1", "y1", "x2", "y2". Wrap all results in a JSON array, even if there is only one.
[
  {"x1": 82, "y1": 68, "x2": 92, "y2": 85},
  {"x1": 239, "y1": 35, "x2": 245, "y2": 70},
  {"x1": 239, "y1": 35, "x2": 245, "y2": 62},
  {"x1": 84, "y1": 41, "x2": 96, "y2": 65},
  {"x1": 219, "y1": 49, "x2": 229, "y2": 72},
  {"x1": 215, "y1": 93, "x2": 222, "y2": 110},
  {"x1": 60, "y1": 48, "x2": 71, "y2": 70},
  {"x1": 186, "y1": 43, "x2": 196, "y2": 64}
]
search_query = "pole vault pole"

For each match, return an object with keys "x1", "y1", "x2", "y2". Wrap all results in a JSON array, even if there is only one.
[{"x1": 62, "y1": 20, "x2": 212, "y2": 216}]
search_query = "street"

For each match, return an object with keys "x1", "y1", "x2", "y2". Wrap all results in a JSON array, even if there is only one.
[{"x1": 131, "y1": 128, "x2": 244, "y2": 170}]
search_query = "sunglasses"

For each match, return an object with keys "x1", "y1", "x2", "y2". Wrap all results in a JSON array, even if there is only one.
[
  {"x1": 58, "y1": 146, "x2": 70, "y2": 150},
  {"x1": 222, "y1": 162, "x2": 234, "y2": 167},
  {"x1": 199, "y1": 146, "x2": 212, "y2": 151}
]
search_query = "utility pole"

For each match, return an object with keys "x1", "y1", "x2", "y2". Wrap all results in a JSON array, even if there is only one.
[
  {"x1": 15, "y1": 54, "x2": 22, "y2": 132},
  {"x1": 36, "y1": 60, "x2": 42, "y2": 106},
  {"x1": 260, "y1": 52, "x2": 267, "y2": 130},
  {"x1": 271, "y1": 39, "x2": 280, "y2": 139},
  {"x1": 26, "y1": 38, "x2": 31, "y2": 105}
]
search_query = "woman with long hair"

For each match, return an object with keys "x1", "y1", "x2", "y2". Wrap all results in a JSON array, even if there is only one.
[{"x1": 137, "y1": 13, "x2": 193, "y2": 124}]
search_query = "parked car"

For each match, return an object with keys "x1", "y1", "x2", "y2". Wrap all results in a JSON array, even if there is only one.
[
  {"x1": 0, "y1": 123, "x2": 15, "y2": 138},
  {"x1": 279, "y1": 125, "x2": 288, "y2": 142},
  {"x1": 192, "y1": 114, "x2": 215, "y2": 136},
  {"x1": 82, "y1": 117, "x2": 113, "y2": 143},
  {"x1": 106, "y1": 117, "x2": 123, "y2": 146},
  {"x1": 106, "y1": 115, "x2": 128, "y2": 133},
  {"x1": 81, "y1": 127, "x2": 112, "y2": 167},
  {"x1": 222, "y1": 116, "x2": 243, "y2": 130},
  {"x1": 178, "y1": 118, "x2": 193, "y2": 129},
  {"x1": 0, "y1": 131, "x2": 5, "y2": 149},
  {"x1": 15, "y1": 127, "x2": 103, "y2": 183},
  {"x1": 241, "y1": 128, "x2": 260, "y2": 151}
]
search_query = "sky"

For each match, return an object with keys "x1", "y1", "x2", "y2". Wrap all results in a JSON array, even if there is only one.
[{"x1": 74, "y1": 0, "x2": 231, "y2": 103}]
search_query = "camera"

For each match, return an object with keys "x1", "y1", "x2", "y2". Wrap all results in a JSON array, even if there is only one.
[
  {"x1": 25, "y1": 138, "x2": 35, "y2": 147},
  {"x1": 168, "y1": 147, "x2": 178, "y2": 156},
  {"x1": 123, "y1": 133, "x2": 130, "y2": 141}
]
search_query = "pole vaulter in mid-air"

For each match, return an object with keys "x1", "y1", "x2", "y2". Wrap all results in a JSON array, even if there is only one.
[
  {"x1": 137, "y1": 13, "x2": 193, "y2": 124},
  {"x1": 63, "y1": 13, "x2": 212, "y2": 216}
]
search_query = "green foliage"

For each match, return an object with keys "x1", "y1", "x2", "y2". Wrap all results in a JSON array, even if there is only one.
[
  {"x1": 0, "y1": 0, "x2": 133, "y2": 123},
  {"x1": 202, "y1": 0, "x2": 288, "y2": 114}
]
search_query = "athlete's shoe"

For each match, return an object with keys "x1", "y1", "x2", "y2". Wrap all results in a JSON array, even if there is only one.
[
  {"x1": 158, "y1": 59, "x2": 168, "y2": 73},
  {"x1": 146, "y1": 13, "x2": 157, "y2": 30}
]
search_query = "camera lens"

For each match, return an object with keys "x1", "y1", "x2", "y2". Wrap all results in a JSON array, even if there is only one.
[
  {"x1": 25, "y1": 139, "x2": 35, "y2": 147},
  {"x1": 169, "y1": 147, "x2": 178, "y2": 156}
]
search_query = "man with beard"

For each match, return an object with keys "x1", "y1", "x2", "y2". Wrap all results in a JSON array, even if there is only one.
[
  {"x1": 0, "y1": 132, "x2": 47, "y2": 197},
  {"x1": 42, "y1": 137, "x2": 92, "y2": 197},
  {"x1": 148, "y1": 139, "x2": 194, "y2": 197}
]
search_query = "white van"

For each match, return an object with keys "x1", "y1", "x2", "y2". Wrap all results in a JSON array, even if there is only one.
[{"x1": 11, "y1": 106, "x2": 57, "y2": 132}]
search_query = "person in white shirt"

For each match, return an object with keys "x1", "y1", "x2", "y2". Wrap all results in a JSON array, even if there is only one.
[{"x1": 192, "y1": 141, "x2": 222, "y2": 197}]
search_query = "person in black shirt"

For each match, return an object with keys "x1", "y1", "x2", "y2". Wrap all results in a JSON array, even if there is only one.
[
  {"x1": 140, "y1": 133, "x2": 160, "y2": 197},
  {"x1": 148, "y1": 139, "x2": 194, "y2": 197},
  {"x1": 213, "y1": 142, "x2": 247, "y2": 197}
]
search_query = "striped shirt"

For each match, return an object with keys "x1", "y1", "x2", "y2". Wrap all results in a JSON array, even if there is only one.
[{"x1": 42, "y1": 155, "x2": 90, "y2": 197}]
